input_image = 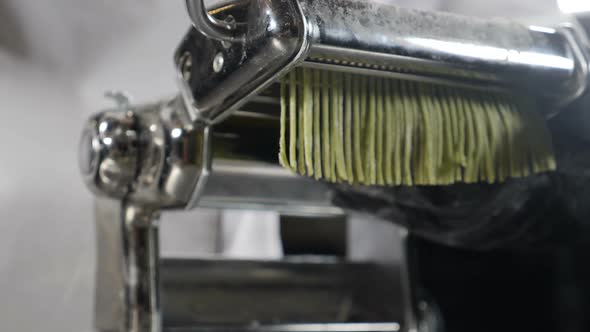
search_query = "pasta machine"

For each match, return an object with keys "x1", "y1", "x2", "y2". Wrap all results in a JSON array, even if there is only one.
[{"x1": 79, "y1": 0, "x2": 590, "y2": 331}]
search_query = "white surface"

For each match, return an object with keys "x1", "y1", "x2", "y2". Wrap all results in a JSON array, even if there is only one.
[
  {"x1": 0, "y1": 53, "x2": 94, "y2": 332},
  {"x1": 0, "y1": 0, "x2": 561, "y2": 331},
  {"x1": 0, "y1": 1, "x2": 198, "y2": 331},
  {"x1": 558, "y1": 0, "x2": 590, "y2": 14},
  {"x1": 221, "y1": 210, "x2": 283, "y2": 259}
]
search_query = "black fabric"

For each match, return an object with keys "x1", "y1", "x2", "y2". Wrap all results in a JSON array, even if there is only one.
[
  {"x1": 413, "y1": 234, "x2": 590, "y2": 332},
  {"x1": 331, "y1": 102, "x2": 590, "y2": 250}
]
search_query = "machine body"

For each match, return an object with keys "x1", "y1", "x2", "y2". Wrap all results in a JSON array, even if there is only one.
[{"x1": 78, "y1": 1, "x2": 590, "y2": 331}]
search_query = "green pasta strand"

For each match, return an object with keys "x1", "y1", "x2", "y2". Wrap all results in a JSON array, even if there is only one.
[
  {"x1": 352, "y1": 75, "x2": 365, "y2": 183},
  {"x1": 401, "y1": 81, "x2": 414, "y2": 186},
  {"x1": 297, "y1": 69, "x2": 306, "y2": 175},
  {"x1": 392, "y1": 80, "x2": 403, "y2": 185},
  {"x1": 321, "y1": 70, "x2": 332, "y2": 180},
  {"x1": 344, "y1": 74, "x2": 354, "y2": 183},
  {"x1": 302, "y1": 68, "x2": 314, "y2": 176},
  {"x1": 278, "y1": 68, "x2": 556, "y2": 186},
  {"x1": 418, "y1": 84, "x2": 432, "y2": 185},
  {"x1": 498, "y1": 98, "x2": 516, "y2": 178},
  {"x1": 438, "y1": 86, "x2": 455, "y2": 184},
  {"x1": 279, "y1": 77, "x2": 289, "y2": 168},
  {"x1": 384, "y1": 79, "x2": 394, "y2": 184},
  {"x1": 288, "y1": 71, "x2": 298, "y2": 172},
  {"x1": 375, "y1": 78, "x2": 385, "y2": 185},
  {"x1": 313, "y1": 69, "x2": 323, "y2": 179},
  {"x1": 462, "y1": 92, "x2": 477, "y2": 183},
  {"x1": 365, "y1": 77, "x2": 377, "y2": 185},
  {"x1": 332, "y1": 71, "x2": 348, "y2": 181},
  {"x1": 482, "y1": 97, "x2": 498, "y2": 183},
  {"x1": 450, "y1": 89, "x2": 465, "y2": 182}
]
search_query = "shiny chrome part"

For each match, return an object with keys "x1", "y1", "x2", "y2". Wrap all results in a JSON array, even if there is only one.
[
  {"x1": 80, "y1": 99, "x2": 138, "y2": 199},
  {"x1": 398, "y1": 229, "x2": 418, "y2": 332},
  {"x1": 555, "y1": 22, "x2": 590, "y2": 109},
  {"x1": 178, "y1": 0, "x2": 590, "y2": 121},
  {"x1": 91, "y1": 198, "x2": 420, "y2": 332},
  {"x1": 251, "y1": 323, "x2": 401, "y2": 332},
  {"x1": 175, "y1": 0, "x2": 310, "y2": 124},
  {"x1": 131, "y1": 97, "x2": 210, "y2": 209},
  {"x1": 194, "y1": 159, "x2": 342, "y2": 215},
  {"x1": 163, "y1": 323, "x2": 401, "y2": 332},
  {"x1": 299, "y1": 0, "x2": 588, "y2": 109},
  {"x1": 160, "y1": 258, "x2": 405, "y2": 327},
  {"x1": 185, "y1": 0, "x2": 243, "y2": 43},
  {"x1": 212, "y1": 52, "x2": 224, "y2": 73},
  {"x1": 179, "y1": 52, "x2": 193, "y2": 81},
  {"x1": 396, "y1": 231, "x2": 443, "y2": 332},
  {"x1": 80, "y1": 95, "x2": 344, "y2": 213},
  {"x1": 302, "y1": 60, "x2": 506, "y2": 94},
  {"x1": 94, "y1": 198, "x2": 161, "y2": 332},
  {"x1": 80, "y1": 96, "x2": 210, "y2": 209}
]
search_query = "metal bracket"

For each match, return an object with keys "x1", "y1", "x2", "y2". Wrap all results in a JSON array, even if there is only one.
[
  {"x1": 185, "y1": 0, "x2": 244, "y2": 43},
  {"x1": 94, "y1": 198, "x2": 162, "y2": 332},
  {"x1": 174, "y1": 0, "x2": 309, "y2": 124}
]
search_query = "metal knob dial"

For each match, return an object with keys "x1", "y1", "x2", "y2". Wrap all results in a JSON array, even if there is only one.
[{"x1": 79, "y1": 105, "x2": 139, "y2": 199}]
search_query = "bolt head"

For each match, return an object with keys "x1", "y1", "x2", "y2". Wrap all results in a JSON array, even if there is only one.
[
  {"x1": 179, "y1": 52, "x2": 192, "y2": 81},
  {"x1": 80, "y1": 110, "x2": 138, "y2": 198},
  {"x1": 213, "y1": 52, "x2": 224, "y2": 73}
]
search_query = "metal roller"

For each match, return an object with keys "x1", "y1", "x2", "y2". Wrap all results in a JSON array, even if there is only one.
[
  {"x1": 175, "y1": 0, "x2": 590, "y2": 123},
  {"x1": 79, "y1": 94, "x2": 338, "y2": 212}
]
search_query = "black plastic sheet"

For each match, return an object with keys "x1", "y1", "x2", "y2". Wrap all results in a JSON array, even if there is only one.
[{"x1": 331, "y1": 102, "x2": 590, "y2": 250}]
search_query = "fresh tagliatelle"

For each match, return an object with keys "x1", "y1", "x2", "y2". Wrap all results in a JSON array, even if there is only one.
[{"x1": 279, "y1": 67, "x2": 556, "y2": 186}]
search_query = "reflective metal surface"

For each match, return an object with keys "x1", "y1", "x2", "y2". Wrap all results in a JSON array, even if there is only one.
[
  {"x1": 160, "y1": 259, "x2": 404, "y2": 327},
  {"x1": 557, "y1": 22, "x2": 590, "y2": 108},
  {"x1": 197, "y1": 159, "x2": 342, "y2": 216},
  {"x1": 94, "y1": 198, "x2": 162, "y2": 332},
  {"x1": 178, "y1": 0, "x2": 590, "y2": 122},
  {"x1": 91, "y1": 199, "x2": 416, "y2": 332},
  {"x1": 80, "y1": 94, "x2": 139, "y2": 199},
  {"x1": 175, "y1": 0, "x2": 309, "y2": 124},
  {"x1": 83, "y1": 108, "x2": 423, "y2": 331},
  {"x1": 301, "y1": 0, "x2": 588, "y2": 108},
  {"x1": 81, "y1": 96, "x2": 210, "y2": 209},
  {"x1": 185, "y1": 0, "x2": 244, "y2": 43},
  {"x1": 92, "y1": 199, "x2": 428, "y2": 332},
  {"x1": 131, "y1": 97, "x2": 210, "y2": 209},
  {"x1": 164, "y1": 323, "x2": 401, "y2": 332},
  {"x1": 300, "y1": 0, "x2": 584, "y2": 101},
  {"x1": 80, "y1": 96, "x2": 345, "y2": 213},
  {"x1": 398, "y1": 230, "x2": 418, "y2": 332}
]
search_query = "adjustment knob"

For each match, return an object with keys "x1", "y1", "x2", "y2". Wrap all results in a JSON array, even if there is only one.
[{"x1": 79, "y1": 97, "x2": 139, "y2": 198}]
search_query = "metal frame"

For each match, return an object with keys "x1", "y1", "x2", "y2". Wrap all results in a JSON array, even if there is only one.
[
  {"x1": 81, "y1": 94, "x2": 422, "y2": 331},
  {"x1": 79, "y1": 1, "x2": 590, "y2": 331},
  {"x1": 91, "y1": 197, "x2": 420, "y2": 332},
  {"x1": 177, "y1": 0, "x2": 590, "y2": 124},
  {"x1": 94, "y1": 198, "x2": 161, "y2": 332}
]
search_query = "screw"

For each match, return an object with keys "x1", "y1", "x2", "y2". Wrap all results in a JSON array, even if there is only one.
[
  {"x1": 224, "y1": 15, "x2": 236, "y2": 29},
  {"x1": 221, "y1": 16, "x2": 236, "y2": 48},
  {"x1": 179, "y1": 51, "x2": 192, "y2": 81},
  {"x1": 213, "y1": 52, "x2": 224, "y2": 73}
]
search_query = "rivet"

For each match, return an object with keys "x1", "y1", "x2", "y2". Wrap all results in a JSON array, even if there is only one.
[
  {"x1": 179, "y1": 52, "x2": 192, "y2": 81},
  {"x1": 213, "y1": 52, "x2": 224, "y2": 73}
]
